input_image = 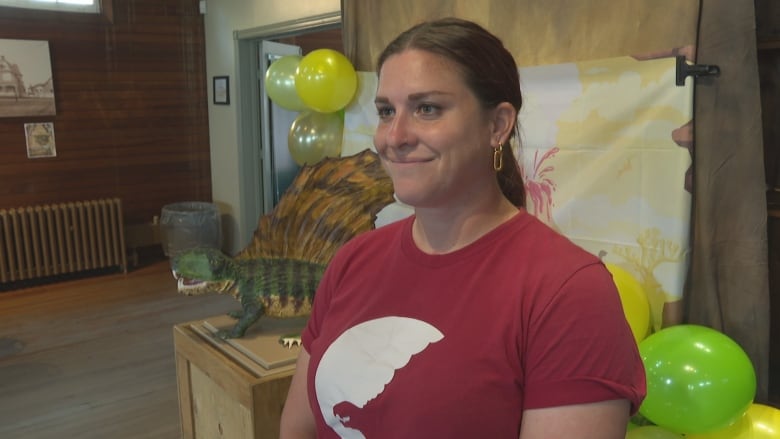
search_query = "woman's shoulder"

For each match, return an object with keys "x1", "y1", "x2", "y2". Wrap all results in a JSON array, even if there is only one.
[{"x1": 509, "y1": 212, "x2": 602, "y2": 268}]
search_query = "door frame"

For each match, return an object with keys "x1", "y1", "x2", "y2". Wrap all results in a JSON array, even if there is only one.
[{"x1": 259, "y1": 40, "x2": 302, "y2": 214}]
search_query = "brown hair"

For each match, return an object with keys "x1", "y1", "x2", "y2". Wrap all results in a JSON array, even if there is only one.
[{"x1": 376, "y1": 17, "x2": 525, "y2": 207}]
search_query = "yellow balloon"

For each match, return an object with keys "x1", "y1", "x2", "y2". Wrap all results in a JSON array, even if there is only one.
[
  {"x1": 294, "y1": 49, "x2": 357, "y2": 113},
  {"x1": 686, "y1": 404, "x2": 780, "y2": 439},
  {"x1": 287, "y1": 111, "x2": 343, "y2": 166},
  {"x1": 605, "y1": 263, "x2": 651, "y2": 343},
  {"x1": 265, "y1": 55, "x2": 308, "y2": 111}
]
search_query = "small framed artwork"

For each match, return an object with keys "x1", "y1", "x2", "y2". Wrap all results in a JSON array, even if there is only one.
[
  {"x1": 24, "y1": 122, "x2": 57, "y2": 159},
  {"x1": 213, "y1": 76, "x2": 229, "y2": 105}
]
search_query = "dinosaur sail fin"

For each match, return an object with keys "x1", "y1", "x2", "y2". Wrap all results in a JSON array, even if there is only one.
[{"x1": 237, "y1": 149, "x2": 395, "y2": 265}]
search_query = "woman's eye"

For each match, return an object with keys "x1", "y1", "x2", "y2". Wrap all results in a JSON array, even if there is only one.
[
  {"x1": 377, "y1": 107, "x2": 394, "y2": 118},
  {"x1": 417, "y1": 104, "x2": 438, "y2": 116}
]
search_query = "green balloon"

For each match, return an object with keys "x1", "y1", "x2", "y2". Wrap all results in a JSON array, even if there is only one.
[
  {"x1": 638, "y1": 324, "x2": 756, "y2": 435},
  {"x1": 626, "y1": 426, "x2": 683, "y2": 439}
]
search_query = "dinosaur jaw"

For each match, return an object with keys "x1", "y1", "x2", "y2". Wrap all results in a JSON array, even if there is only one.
[
  {"x1": 174, "y1": 274, "x2": 207, "y2": 295},
  {"x1": 171, "y1": 269, "x2": 233, "y2": 296}
]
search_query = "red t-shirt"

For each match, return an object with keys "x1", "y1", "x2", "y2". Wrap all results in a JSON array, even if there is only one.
[{"x1": 302, "y1": 210, "x2": 646, "y2": 438}]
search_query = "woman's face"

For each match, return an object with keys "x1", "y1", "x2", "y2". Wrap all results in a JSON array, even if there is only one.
[{"x1": 373, "y1": 49, "x2": 496, "y2": 209}]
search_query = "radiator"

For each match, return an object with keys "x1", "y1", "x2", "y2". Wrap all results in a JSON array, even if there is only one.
[{"x1": 0, "y1": 198, "x2": 127, "y2": 286}]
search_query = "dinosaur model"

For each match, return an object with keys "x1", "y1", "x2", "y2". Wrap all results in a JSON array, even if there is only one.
[
  {"x1": 172, "y1": 248, "x2": 326, "y2": 339},
  {"x1": 171, "y1": 149, "x2": 395, "y2": 341}
]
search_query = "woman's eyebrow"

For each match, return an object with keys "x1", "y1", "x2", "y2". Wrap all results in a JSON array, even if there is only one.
[
  {"x1": 374, "y1": 90, "x2": 453, "y2": 105},
  {"x1": 407, "y1": 91, "x2": 451, "y2": 101}
]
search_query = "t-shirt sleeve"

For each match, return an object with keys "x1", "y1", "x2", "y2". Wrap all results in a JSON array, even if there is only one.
[{"x1": 521, "y1": 262, "x2": 647, "y2": 414}]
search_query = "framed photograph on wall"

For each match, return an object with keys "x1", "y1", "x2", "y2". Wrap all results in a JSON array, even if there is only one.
[
  {"x1": 213, "y1": 76, "x2": 229, "y2": 105},
  {"x1": 0, "y1": 39, "x2": 56, "y2": 118}
]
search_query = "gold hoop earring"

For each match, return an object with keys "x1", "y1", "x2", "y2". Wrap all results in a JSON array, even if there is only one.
[{"x1": 493, "y1": 143, "x2": 504, "y2": 172}]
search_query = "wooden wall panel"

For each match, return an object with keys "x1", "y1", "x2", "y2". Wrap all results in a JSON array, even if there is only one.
[{"x1": 0, "y1": 0, "x2": 210, "y2": 224}]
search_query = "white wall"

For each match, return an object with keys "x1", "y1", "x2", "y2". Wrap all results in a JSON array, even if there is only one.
[{"x1": 203, "y1": 0, "x2": 341, "y2": 254}]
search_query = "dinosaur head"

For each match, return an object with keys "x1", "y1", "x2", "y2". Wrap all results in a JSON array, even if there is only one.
[{"x1": 170, "y1": 247, "x2": 236, "y2": 296}]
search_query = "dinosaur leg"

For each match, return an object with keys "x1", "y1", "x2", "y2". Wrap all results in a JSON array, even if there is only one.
[{"x1": 218, "y1": 303, "x2": 263, "y2": 339}]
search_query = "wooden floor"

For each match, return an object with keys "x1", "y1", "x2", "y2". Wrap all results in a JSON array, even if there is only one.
[{"x1": 0, "y1": 258, "x2": 238, "y2": 439}]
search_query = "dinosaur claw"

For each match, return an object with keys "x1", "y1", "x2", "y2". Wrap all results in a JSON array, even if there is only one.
[{"x1": 279, "y1": 336, "x2": 302, "y2": 349}]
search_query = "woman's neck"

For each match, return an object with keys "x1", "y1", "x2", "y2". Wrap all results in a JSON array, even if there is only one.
[{"x1": 411, "y1": 193, "x2": 519, "y2": 255}]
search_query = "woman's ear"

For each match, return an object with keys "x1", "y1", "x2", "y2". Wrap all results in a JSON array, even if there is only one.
[{"x1": 491, "y1": 102, "x2": 517, "y2": 145}]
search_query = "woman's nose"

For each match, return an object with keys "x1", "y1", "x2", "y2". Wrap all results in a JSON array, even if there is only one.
[{"x1": 383, "y1": 113, "x2": 414, "y2": 148}]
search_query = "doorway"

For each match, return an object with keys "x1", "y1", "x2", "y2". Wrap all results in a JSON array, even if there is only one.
[
  {"x1": 233, "y1": 13, "x2": 343, "y2": 245},
  {"x1": 258, "y1": 28, "x2": 345, "y2": 213}
]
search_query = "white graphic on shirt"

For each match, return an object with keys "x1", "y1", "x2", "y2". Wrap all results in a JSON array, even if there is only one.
[{"x1": 314, "y1": 316, "x2": 444, "y2": 438}]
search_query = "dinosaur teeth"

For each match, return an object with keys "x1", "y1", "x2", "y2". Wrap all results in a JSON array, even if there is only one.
[{"x1": 177, "y1": 277, "x2": 207, "y2": 294}]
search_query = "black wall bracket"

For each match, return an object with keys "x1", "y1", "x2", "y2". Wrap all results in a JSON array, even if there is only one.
[{"x1": 676, "y1": 55, "x2": 720, "y2": 86}]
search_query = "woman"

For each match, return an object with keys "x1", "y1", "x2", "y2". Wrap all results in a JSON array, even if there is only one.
[{"x1": 281, "y1": 17, "x2": 645, "y2": 438}]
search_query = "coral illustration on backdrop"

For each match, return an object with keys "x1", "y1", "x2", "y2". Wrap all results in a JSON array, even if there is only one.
[
  {"x1": 522, "y1": 146, "x2": 559, "y2": 229},
  {"x1": 611, "y1": 228, "x2": 684, "y2": 331}
]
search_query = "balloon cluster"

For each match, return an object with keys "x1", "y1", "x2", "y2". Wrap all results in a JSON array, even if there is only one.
[
  {"x1": 264, "y1": 49, "x2": 357, "y2": 166},
  {"x1": 605, "y1": 264, "x2": 779, "y2": 438}
]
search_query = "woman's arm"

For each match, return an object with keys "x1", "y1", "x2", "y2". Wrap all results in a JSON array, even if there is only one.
[
  {"x1": 280, "y1": 350, "x2": 317, "y2": 439},
  {"x1": 519, "y1": 399, "x2": 631, "y2": 439}
]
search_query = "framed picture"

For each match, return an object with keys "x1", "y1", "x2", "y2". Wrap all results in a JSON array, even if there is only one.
[
  {"x1": 24, "y1": 122, "x2": 57, "y2": 159},
  {"x1": 0, "y1": 39, "x2": 57, "y2": 118},
  {"x1": 213, "y1": 76, "x2": 229, "y2": 105}
]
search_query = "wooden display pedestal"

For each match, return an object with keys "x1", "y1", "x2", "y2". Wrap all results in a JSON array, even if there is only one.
[{"x1": 173, "y1": 314, "x2": 307, "y2": 439}]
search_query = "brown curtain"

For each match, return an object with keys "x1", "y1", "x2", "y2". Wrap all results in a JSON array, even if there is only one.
[
  {"x1": 343, "y1": 1, "x2": 699, "y2": 70},
  {"x1": 686, "y1": 0, "x2": 770, "y2": 402},
  {"x1": 341, "y1": 0, "x2": 770, "y2": 401}
]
